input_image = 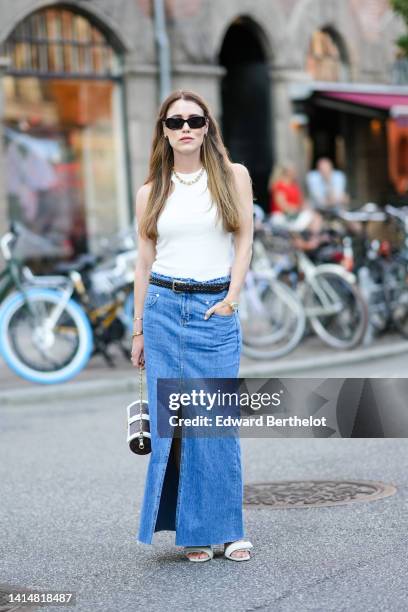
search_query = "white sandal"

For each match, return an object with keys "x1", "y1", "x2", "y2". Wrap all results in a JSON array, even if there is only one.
[
  {"x1": 224, "y1": 540, "x2": 253, "y2": 561},
  {"x1": 184, "y1": 546, "x2": 214, "y2": 562}
]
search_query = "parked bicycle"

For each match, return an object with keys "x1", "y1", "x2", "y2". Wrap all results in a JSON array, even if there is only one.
[
  {"x1": 382, "y1": 204, "x2": 408, "y2": 339},
  {"x1": 0, "y1": 223, "x2": 136, "y2": 384},
  {"x1": 239, "y1": 226, "x2": 306, "y2": 360},
  {"x1": 262, "y1": 216, "x2": 368, "y2": 350},
  {"x1": 0, "y1": 223, "x2": 93, "y2": 384},
  {"x1": 339, "y1": 203, "x2": 391, "y2": 338}
]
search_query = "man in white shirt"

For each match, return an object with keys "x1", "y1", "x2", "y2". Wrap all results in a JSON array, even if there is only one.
[
  {"x1": 306, "y1": 157, "x2": 350, "y2": 210},
  {"x1": 306, "y1": 157, "x2": 363, "y2": 235}
]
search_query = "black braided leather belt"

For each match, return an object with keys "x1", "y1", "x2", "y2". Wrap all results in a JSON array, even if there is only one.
[{"x1": 149, "y1": 275, "x2": 230, "y2": 293}]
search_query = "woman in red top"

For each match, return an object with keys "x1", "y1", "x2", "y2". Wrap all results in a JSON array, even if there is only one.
[
  {"x1": 269, "y1": 163, "x2": 303, "y2": 216},
  {"x1": 268, "y1": 162, "x2": 322, "y2": 237}
]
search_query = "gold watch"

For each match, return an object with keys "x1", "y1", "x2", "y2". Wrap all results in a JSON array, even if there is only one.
[{"x1": 222, "y1": 299, "x2": 239, "y2": 312}]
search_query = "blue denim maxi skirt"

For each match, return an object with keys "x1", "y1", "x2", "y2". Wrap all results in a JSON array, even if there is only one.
[{"x1": 136, "y1": 271, "x2": 246, "y2": 547}]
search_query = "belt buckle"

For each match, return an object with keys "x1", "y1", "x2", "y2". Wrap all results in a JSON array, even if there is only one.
[{"x1": 172, "y1": 279, "x2": 187, "y2": 293}]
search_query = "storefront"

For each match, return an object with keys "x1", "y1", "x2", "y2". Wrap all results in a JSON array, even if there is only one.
[
  {"x1": 291, "y1": 82, "x2": 408, "y2": 207},
  {"x1": 0, "y1": 5, "x2": 130, "y2": 265}
]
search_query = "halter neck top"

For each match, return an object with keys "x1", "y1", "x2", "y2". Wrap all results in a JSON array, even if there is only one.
[{"x1": 150, "y1": 167, "x2": 234, "y2": 281}]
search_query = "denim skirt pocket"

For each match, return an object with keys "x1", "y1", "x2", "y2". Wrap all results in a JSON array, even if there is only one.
[
  {"x1": 211, "y1": 309, "x2": 236, "y2": 320},
  {"x1": 144, "y1": 292, "x2": 160, "y2": 308},
  {"x1": 205, "y1": 295, "x2": 236, "y2": 320},
  {"x1": 200, "y1": 295, "x2": 238, "y2": 348}
]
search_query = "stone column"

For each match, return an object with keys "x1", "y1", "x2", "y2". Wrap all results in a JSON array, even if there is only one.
[
  {"x1": 122, "y1": 56, "x2": 159, "y2": 217},
  {"x1": 268, "y1": 66, "x2": 313, "y2": 183}
]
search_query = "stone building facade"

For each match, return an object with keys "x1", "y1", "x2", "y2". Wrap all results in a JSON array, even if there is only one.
[{"x1": 0, "y1": 0, "x2": 405, "y2": 261}]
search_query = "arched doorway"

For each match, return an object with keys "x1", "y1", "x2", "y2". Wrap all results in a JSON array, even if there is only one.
[
  {"x1": 0, "y1": 6, "x2": 128, "y2": 266},
  {"x1": 219, "y1": 16, "x2": 273, "y2": 211}
]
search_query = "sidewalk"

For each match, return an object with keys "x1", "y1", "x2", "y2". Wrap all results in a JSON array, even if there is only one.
[{"x1": 1, "y1": 332, "x2": 408, "y2": 405}]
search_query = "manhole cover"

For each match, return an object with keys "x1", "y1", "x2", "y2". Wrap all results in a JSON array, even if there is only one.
[
  {"x1": 243, "y1": 480, "x2": 397, "y2": 508},
  {"x1": 0, "y1": 584, "x2": 38, "y2": 611}
]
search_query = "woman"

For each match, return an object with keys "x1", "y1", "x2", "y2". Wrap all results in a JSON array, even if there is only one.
[
  {"x1": 131, "y1": 90, "x2": 254, "y2": 562},
  {"x1": 268, "y1": 162, "x2": 323, "y2": 246}
]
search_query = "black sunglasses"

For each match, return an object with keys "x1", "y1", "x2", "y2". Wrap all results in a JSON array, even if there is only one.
[{"x1": 164, "y1": 115, "x2": 206, "y2": 130}]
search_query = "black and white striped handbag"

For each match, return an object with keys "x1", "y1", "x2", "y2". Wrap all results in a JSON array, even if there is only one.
[{"x1": 126, "y1": 366, "x2": 151, "y2": 455}]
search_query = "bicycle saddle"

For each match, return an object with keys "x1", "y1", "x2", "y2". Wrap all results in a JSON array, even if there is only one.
[{"x1": 340, "y1": 202, "x2": 386, "y2": 222}]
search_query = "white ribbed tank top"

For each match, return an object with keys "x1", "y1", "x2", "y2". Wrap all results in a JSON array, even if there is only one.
[{"x1": 150, "y1": 167, "x2": 234, "y2": 281}]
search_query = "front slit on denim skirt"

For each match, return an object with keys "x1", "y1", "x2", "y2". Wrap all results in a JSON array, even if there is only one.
[{"x1": 136, "y1": 271, "x2": 246, "y2": 547}]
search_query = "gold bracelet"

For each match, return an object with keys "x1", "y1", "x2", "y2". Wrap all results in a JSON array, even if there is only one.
[
  {"x1": 132, "y1": 331, "x2": 143, "y2": 337},
  {"x1": 133, "y1": 316, "x2": 143, "y2": 321}
]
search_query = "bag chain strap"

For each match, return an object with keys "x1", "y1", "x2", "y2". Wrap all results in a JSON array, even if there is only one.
[{"x1": 138, "y1": 366, "x2": 144, "y2": 450}]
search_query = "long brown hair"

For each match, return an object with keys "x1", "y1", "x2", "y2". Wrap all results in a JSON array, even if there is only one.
[{"x1": 138, "y1": 89, "x2": 247, "y2": 241}]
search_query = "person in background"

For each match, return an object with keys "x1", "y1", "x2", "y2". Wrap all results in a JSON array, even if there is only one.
[
  {"x1": 306, "y1": 157, "x2": 350, "y2": 211},
  {"x1": 306, "y1": 158, "x2": 363, "y2": 235},
  {"x1": 268, "y1": 161, "x2": 323, "y2": 249}
]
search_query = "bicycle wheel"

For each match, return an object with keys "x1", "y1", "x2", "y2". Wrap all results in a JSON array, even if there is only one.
[
  {"x1": 304, "y1": 269, "x2": 368, "y2": 349},
  {"x1": 241, "y1": 279, "x2": 306, "y2": 359},
  {"x1": 0, "y1": 288, "x2": 93, "y2": 384},
  {"x1": 383, "y1": 259, "x2": 408, "y2": 338}
]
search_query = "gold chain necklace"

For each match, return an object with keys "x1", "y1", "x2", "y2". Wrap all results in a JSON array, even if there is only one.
[{"x1": 173, "y1": 167, "x2": 205, "y2": 185}]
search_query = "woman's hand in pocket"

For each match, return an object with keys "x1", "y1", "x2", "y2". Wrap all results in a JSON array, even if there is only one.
[{"x1": 204, "y1": 301, "x2": 233, "y2": 319}]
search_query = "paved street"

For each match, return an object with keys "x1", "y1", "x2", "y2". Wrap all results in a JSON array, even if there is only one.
[{"x1": 1, "y1": 391, "x2": 408, "y2": 611}]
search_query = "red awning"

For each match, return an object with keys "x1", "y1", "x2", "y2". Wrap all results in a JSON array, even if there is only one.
[{"x1": 321, "y1": 91, "x2": 408, "y2": 111}]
